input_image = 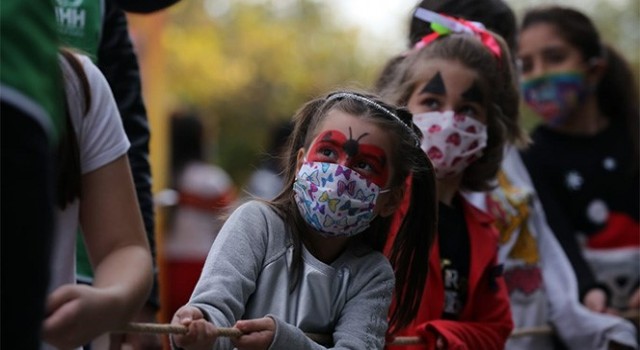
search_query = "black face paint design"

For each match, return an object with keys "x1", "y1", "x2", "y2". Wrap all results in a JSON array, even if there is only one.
[
  {"x1": 461, "y1": 81, "x2": 485, "y2": 104},
  {"x1": 343, "y1": 127, "x2": 369, "y2": 158},
  {"x1": 422, "y1": 71, "x2": 446, "y2": 95}
]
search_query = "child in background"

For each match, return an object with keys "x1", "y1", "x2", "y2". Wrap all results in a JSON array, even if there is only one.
[
  {"x1": 518, "y1": 5, "x2": 640, "y2": 315},
  {"x1": 171, "y1": 90, "x2": 437, "y2": 350},
  {"x1": 380, "y1": 3, "x2": 638, "y2": 349},
  {"x1": 409, "y1": 3, "x2": 637, "y2": 349},
  {"x1": 377, "y1": 12, "x2": 518, "y2": 350},
  {"x1": 381, "y1": 3, "x2": 638, "y2": 349}
]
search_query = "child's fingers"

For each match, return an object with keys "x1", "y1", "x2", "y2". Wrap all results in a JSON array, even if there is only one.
[
  {"x1": 436, "y1": 336, "x2": 446, "y2": 349},
  {"x1": 583, "y1": 289, "x2": 607, "y2": 313},
  {"x1": 172, "y1": 305, "x2": 204, "y2": 326},
  {"x1": 172, "y1": 320, "x2": 217, "y2": 348},
  {"x1": 628, "y1": 288, "x2": 640, "y2": 308},
  {"x1": 232, "y1": 318, "x2": 275, "y2": 350},
  {"x1": 232, "y1": 331, "x2": 274, "y2": 350},
  {"x1": 45, "y1": 284, "x2": 82, "y2": 316},
  {"x1": 234, "y1": 317, "x2": 275, "y2": 333},
  {"x1": 190, "y1": 320, "x2": 217, "y2": 342}
]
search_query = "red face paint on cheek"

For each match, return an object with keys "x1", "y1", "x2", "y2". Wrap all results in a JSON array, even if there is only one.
[{"x1": 351, "y1": 144, "x2": 389, "y2": 187}]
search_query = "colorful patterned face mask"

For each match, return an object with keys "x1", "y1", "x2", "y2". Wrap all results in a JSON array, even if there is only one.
[
  {"x1": 293, "y1": 161, "x2": 387, "y2": 237},
  {"x1": 521, "y1": 71, "x2": 588, "y2": 126},
  {"x1": 413, "y1": 111, "x2": 488, "y2": 179}
]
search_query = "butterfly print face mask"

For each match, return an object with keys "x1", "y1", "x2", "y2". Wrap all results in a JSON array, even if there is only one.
[
  {"x1": 293, "y1": 161, "x2": 388, "y2": 237},
  {"x1": 413, "y1": 111, "x2": 488, "y2": 179}
]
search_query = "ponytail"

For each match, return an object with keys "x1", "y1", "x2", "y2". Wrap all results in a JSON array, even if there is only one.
[
  {"x1": 597, "y1": 44, "x2": 639, "y2": 166},
  {"x1": 56, "y1": 48, "x2": 91, "y2": 209},
  {"x1": 272, "y1": 98, "x2": 326, "y2": 292},
  {"x1": 387, "y1": 150, "x2": 437, "y2": 333}
]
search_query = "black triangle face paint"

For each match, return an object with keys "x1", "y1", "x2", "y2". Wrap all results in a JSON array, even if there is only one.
[
  {"x1": 461, "y1": 81, "x2": 485, "y2": 104},
  {"x1": 422, "y1": 71, "x2": 446, "y2": 95}
]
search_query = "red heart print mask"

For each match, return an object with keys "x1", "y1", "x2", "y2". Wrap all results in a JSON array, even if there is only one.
[{"x1": 414, "y1": 111, "x2": 488, "y2": 179}]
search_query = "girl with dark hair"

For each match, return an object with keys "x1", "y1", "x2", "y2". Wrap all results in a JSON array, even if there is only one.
[
  {"x1": 170, "y1": 90, "x2": 437, "y2": 350},
  {"x1": 42, "y1": 49, "x2": 153, "y2": 349},
  {"x1": 518, "y1": 5, "x2": 640, "y2": 315},
  {"x1": 386, "y1": 3, "x2": 637, "y2": 349},
  {"x1": 377, "y1": 12, "x2": 518, "y2": 350}
]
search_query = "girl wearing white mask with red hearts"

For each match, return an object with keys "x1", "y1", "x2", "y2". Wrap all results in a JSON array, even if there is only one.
[{"x1": 377, "y1": 11, "x2": 521, "y2": 350}]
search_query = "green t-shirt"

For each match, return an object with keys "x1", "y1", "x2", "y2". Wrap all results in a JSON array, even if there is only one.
[
  {"x1": 55, "y1": 0, "x2": 102, "y2": 61},
  {"x1": 1, "y1": 0, "x2": 64, "y2": 142}
]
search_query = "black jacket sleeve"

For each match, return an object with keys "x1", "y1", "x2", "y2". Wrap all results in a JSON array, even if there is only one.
[
  {"x1": 98, "y1": 0, "x2": 159, "y2": 309},
  {"x1": 114, "y1": 0, "x2": 181, "y2": 13}
]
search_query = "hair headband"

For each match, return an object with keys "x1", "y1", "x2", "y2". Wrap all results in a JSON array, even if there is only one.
[
  {"x1": 327, "y1": 92, "x2": 421, "y2": 147},
  {"x1": 413, "y1": 8, "x2": 502, "y2": 62}
]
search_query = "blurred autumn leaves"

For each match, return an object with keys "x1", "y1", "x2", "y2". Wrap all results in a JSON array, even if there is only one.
[
  {"x1": 161, "y1": 0, "x2": 381, "y2": 185},
  {"x1": 158, "y1": 0, "x2": 638, "y2": 187}
]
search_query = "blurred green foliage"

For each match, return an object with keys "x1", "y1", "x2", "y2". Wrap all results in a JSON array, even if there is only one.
[
  {"x1": 163, "y1": 0, "x2": 378, "y2": 186},
  {"x1": 163, "y1": 0, "x2": 639, "y2": 187}
]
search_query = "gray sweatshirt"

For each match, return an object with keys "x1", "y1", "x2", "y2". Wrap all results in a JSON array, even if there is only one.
[{"x1": 187, "y1": 200, "x2": 395, "y2": 350}]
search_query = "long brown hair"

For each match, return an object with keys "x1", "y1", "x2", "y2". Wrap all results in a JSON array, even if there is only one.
[
  {"x1": 378, "y1": 32, "x2": 523, "y2": 191},
  {"x1": 269, "y1": 90, "x2": 438, "y2": 332},
  {"x1": 56, "y1": 48, "x2": 91, "y2": 209}
]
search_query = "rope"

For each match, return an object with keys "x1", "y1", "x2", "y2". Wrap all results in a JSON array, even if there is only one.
[
  {"x1": 116, "y1": 323, "x2": 333, "y2": 346},
  {"x1": 118, "y1": 308, "x2": 639, "y2": 346}
]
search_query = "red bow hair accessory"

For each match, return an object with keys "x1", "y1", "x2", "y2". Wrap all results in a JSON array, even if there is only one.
[{"x1": 414, "y1": 8, "x2": 502, "y2": 62}]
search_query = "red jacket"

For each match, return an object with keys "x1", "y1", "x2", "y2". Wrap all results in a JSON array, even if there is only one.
[{"x1": 385, "y1": 192, "x2": 513, "y2": 350}]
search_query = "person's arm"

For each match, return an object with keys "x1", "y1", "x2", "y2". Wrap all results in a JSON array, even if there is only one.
[
  {"x1": 42, "y1": 155, "x2": 153, "y2": 348},
  {"x1": 173, "y1": 201, "x2": 271, "y2": 350},
  {"x1": 97, "y1": 0, "x2": 159, "y2": 312},
  {"x1": 81, "y1": 154, "x2": 154, "y2": 325},
  {"x1": 81, "y1": 45, "x2": 153, "y2": 324}
]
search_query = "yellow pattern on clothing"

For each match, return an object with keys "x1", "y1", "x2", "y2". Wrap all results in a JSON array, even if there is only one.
[{"x1": 489, "y1": 171, "x2": 539, "y2": 264}]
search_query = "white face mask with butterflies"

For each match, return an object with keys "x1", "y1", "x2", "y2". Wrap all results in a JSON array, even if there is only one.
[
  {"x1": 413, "y1": 111, "x2": 488, "y2": 179},
  {"x1": 293, "y1": 161, "x2": 388, "y2": 237}
]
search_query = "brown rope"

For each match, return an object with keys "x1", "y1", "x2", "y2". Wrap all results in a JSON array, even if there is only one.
[
  {"x1": 115, "y1": 322, "x2": 554, "y2": 345},
  {"x1": 118, "y1": 308, "x2": 639, "y2": 346},
  {"x1": 116, "y1": 323, "x2": 241, "y2": 337},
  {"x1": 116, "y1": 323, "x2": 333, "y2": 345}
]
